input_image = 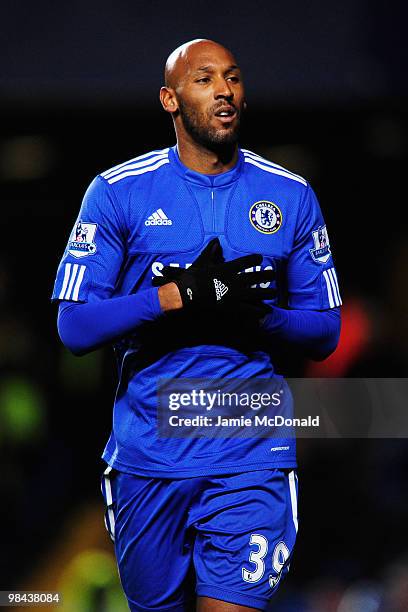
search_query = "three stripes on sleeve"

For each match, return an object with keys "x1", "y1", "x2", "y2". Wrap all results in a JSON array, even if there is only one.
[
  {"x1": 58, "y1": 263, "x2": 86, "y2": 300},
  {"x1": 323, "y1": 267, "x2": 342, "y2": 307}
]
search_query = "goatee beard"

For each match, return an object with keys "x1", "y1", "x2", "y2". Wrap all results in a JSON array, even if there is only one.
[{"x1": 178, "y1": 100, "x2": 241, "y2": 152}]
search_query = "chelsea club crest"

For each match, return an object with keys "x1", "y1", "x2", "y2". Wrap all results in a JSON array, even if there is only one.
[
  {"x1": 249, "y1": 201, "x2": 283, "y2": 234},
  {"x1": 309, "y1": 225, "x2": 331, "y2": 263}
]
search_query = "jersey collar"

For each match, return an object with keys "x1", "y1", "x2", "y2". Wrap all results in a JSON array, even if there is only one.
[{"x1": 169, "y1": 145, "x2": 244, "y2": 187}]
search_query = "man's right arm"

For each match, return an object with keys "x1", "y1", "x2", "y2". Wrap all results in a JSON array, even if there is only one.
[
  {"x1": 57, "y1": 283, "x2": 182, "y2": 356},
  {"x1": 52, "y1": 174, "x2": 184, "y2": 355}
]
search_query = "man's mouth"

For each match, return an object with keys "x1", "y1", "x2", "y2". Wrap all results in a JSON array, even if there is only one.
[{"x1": 214, "y1": 106, "x2": 237, "y2": 123}]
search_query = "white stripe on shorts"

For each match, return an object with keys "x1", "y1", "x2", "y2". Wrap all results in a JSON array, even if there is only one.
[
  {"x1": 288, "y1": 470, "x2": 298, "y2": 533},
  {"x1": 103, "y1": 466, "x2": 115, "y2": 540}
]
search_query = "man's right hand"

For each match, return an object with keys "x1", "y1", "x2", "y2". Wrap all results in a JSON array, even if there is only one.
[
  {"x1": 154, "y1": 237, "x2": 275, "y2": 312},
  {"x1": 156, "y1": 237, "x2": 224, "y2": 312}
]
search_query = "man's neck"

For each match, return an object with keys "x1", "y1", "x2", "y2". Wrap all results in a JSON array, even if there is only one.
[{"x1": 176, "y1": 138, "x2": 239, "y2": 175}]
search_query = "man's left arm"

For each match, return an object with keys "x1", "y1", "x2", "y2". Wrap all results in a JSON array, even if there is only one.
[
  {"x1": 261, "y1": 183, "x2": 342, "y2": 361},
  {"x1": 261, "y1": 306, "x2": 340, "y2": 361}
]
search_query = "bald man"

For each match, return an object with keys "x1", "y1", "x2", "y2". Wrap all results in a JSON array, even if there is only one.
[{"x1": 53, "y1": 39, "x2": 341, "y2": 611}]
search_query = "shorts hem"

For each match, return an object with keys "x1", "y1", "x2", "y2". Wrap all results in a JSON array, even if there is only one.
[{"x1": 197, "y1": 584, "x2": 268, "y2": 610}]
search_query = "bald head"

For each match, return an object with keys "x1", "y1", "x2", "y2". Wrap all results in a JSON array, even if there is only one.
[
  {"x1": 164, "y1": 39, "x2": 237, "y2": 90},
  {"x1": 160, "y1": 39, "x2": 245, "y2": 155}
]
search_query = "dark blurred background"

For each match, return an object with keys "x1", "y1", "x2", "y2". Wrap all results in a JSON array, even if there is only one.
[{"x1": 1, "y1": 1, "x2": 407, "y2": 610}]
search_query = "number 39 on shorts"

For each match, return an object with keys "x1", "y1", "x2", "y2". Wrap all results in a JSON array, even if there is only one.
[{"x1": 242, "y1": 533, "x2": 290, "y2": 589}]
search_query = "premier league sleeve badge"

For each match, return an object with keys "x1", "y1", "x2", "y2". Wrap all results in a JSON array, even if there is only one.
[
  {"x1": 309, "y1": 225, "x2": 332, "y2": 263},
  {"x1": 67, "y1": 220, "x2": 98, "y2": 258}
]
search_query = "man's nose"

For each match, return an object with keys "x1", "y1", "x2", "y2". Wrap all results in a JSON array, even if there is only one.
[{"x1": 214, "y1": 78, "x2": 234, "y2": 99}]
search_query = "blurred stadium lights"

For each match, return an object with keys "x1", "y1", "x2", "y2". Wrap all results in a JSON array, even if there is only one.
[
  {"x1": 0, "y1": 377, "x2": 45, "y2": 444},
  {"x1": 0, "y1": 135, "x2": 56, "y2": 182},
  {"x1": 383, "y1": 557, "x2": 408, "y2": 611},
  {"x1": 58, "y1": 549, "x2": 127, "y2": 612},
  {"x1": 337, "y1": 582, "x2": 382, "y2": 612},
  {"x1": 306, "y1": 298, "x2": 372, "y2": 377},
  {"x1": 18, "y1": 504, "x2": 127, "y2": 612}
]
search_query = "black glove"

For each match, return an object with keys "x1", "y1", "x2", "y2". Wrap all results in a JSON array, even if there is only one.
[
  {"x1": 153, "y1": 238, "x2": 276, "y2": 330},
  {"x1": 156, "y1": 248, "x2": 275, "y2": 309},
  {"x1": 153, "y1": 237, "x2": 225, "y2": 288}
]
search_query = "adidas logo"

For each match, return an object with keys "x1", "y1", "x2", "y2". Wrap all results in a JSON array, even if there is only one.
[
  {"x1": 213, "y1": 278, "x2": 228, "y2": 301},
  {"x1": 145, "y1": 208, "x2": 173, "y2": 226}
]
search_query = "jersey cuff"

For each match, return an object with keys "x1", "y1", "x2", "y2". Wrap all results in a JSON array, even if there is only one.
[{"x1": 150, "y1": 287, "x2": 163, "y2": 318}]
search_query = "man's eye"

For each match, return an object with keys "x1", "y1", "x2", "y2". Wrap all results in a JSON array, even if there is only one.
[
  {"x1": 227, "y1": 76, "x2": 239, "y2": 83},
  {"x1": 196, "y1": 77, "x2": 210, "y2": 83}
]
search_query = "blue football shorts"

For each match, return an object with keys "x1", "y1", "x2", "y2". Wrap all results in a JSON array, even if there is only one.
[{"x1": 101, "y1": 467, "x2": 298, "y2": 611}]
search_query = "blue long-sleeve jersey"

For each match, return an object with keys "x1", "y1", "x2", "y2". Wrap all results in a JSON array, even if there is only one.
[{"x1": 52, "y1": 146, "x2": 342, "y2": 477}]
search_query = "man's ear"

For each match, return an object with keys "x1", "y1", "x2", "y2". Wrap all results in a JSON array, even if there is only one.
[{"x1": 160, "y1": 87, "x2": 178, "y2": 113}]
